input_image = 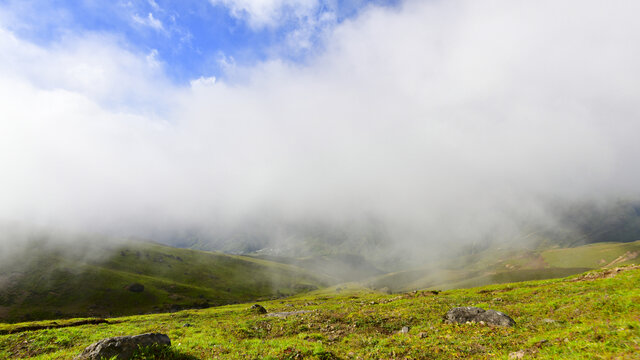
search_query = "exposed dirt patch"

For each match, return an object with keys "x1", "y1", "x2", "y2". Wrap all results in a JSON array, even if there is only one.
[
  {"x1": 265, "y1": 310, "x2": 313, "y2": 318},
  {"x1": 569, "y1": 265, "x2": 640, "y2": 282},
  {"x1": 605, "y1": 251, "x2": 638, "y2": 267},
  {"x1": 478, "y1": 287, "x2": 514, "y2": 294},
  {"x1": 9, "y1": 335, "x2": 45, "y2": 358}
]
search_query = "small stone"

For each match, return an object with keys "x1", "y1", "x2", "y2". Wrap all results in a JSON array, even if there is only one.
[
  {"x1": 182, "y1": 323, "x2": 192, "y2": 327},
  {"x1": 534, "y1": 339, "x2": 549, "y2": 348},
  {"x1": 542, "y1": 318, "x2": 556, "y2": 324},
  {"x1": 508, "y1": 350, "x2": 525, "y2": 359},
  {"x1": 418, "y1": 332, "x2": 428, "y2": 338},
  {"x1": 399, "y1": 326, "x2": 409, "y2": 334}
]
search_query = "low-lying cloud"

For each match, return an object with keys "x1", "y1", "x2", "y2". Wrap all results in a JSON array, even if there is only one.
[{"x1": 1, "y1": 0, "x2": 639, "y2": 262}]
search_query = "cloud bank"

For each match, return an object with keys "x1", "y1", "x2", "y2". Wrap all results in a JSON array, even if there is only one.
[{"x1": 1, "y1": 0, "x2": 640, "y2": 260}]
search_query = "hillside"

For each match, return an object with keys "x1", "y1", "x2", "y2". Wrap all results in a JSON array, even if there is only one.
[
  {"x1": 248, "y1": 253, "x2": 384, "y2": 283},
  {"x1": 366, "y1": 240, "x2": 640, "y2": 293},
  {"x1": 1, "y1": 266, "x2": 638, "y2": 359},
  {"x1": 3, "y1": 237, "x2": 638, "y2": 325},
  {"x1": 0, "y1": 241, "x2": 328, "y2": 323}
]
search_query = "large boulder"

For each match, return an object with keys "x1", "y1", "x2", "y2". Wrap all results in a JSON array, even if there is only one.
[
  {"x1": 74, "y1": 333, "x2": 170, "y2": 360},
  {"x1": 444, "y1": 307, "x2": 515, "y2": 327}
]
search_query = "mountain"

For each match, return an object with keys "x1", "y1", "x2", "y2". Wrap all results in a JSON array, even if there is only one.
[
  {"x1": 0, "y1": 241, "x2": 328, "y2": 323},
  {"x1": 544, "y1": 199, "x2": 640, "y2": 245},
  {"x1": 159, "y1": 215, "x2": 394, "y2": 262},
  {"x1": 161, "y1": 200, "x2": 640, "y2": 268}
]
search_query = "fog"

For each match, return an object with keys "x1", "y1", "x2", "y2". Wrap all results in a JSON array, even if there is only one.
[{"x1": 1, "y1": 0, "x2": 640, "y2": 264}]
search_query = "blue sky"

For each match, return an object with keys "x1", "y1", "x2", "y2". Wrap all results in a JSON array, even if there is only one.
[{"x1": 0, "y1": 0, "x2": 399, "y2": 83}]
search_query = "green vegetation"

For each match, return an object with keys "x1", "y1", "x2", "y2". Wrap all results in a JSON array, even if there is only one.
[
  {"x1": 0, "y1": 242, "x2": 328, "y2": 323},
  {"x1": 367, "y1": 240, "x2": 640, "y2": 293},
  {"x1": 542, "y1": 241, "x2": 640, "y2": 268},
  {"x1": 3, "y1": 239, "x2": 638, "y2": 325},
  {"x1": 249, "y1": 254, "x2": 384, "y2": 283},
  {"x1": 1, "y1": 266, "x2": 638, "y2": 359}
]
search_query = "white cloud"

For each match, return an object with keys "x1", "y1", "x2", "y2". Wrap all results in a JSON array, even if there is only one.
[
  {"x1": 132, "y1": 12, "x2": 164, "y2": 31},
  {"x1": 190, "y1": 76, "x2": 216, "y2": 88},
  {"x1": 148, "y1": 0, "x2": 160, "y2": 11},
  {"x1": 0, "y1": 26, "x2": 172, "y2": 115},
  {"x1": 1, "y1": 0, "x2": 640, "y2": 257},
  {"x1": 209, "y1": 0, "x2": 320, "y2": 29}
]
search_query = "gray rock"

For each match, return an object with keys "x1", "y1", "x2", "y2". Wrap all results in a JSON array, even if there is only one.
[
  {"x1": 444, "y1": 307, "x2": 515, "y2": 327},
  {"x1": 74, "y1": 333, "x2": 170, "y2": 360},
  {"x1": 443, "y1": 307, "x2": 485, "y2": 323},
  {"x1": 475, "y1": 309, "x2": 516, "y2": 327},
  {"x1": 249, "y1": 304, "x2": 267, "y2": 314},
  {"x1": 399, "y1": 326, "x2": 410, "y2": 334}
]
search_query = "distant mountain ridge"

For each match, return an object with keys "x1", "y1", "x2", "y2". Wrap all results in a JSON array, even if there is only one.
[{"x1": 165, "y1": 200, "x2": 640, "y2": 263}]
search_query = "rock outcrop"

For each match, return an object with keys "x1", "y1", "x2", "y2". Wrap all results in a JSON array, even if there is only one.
[{"x1": 74, "y1": 333, "x2": 170, "y2": 360}]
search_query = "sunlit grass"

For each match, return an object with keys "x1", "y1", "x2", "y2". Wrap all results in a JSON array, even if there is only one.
[{"x1": 1, "y1": 266, "x2": 638, "y2": 359}]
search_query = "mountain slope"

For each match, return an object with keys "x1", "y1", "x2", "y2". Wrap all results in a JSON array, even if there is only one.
[
  {"x1": 366, "y1": 240, "x2": 640, "y2": 292},
  {"x1": 1, "y1": 266, "x2": 638, "y2": 359},
  {"x1": 248, "y1": 253, "x2": 384, "y2": 283},
  {"x1": 0, "y1": 241, "x2": 329, "y2": 323}
]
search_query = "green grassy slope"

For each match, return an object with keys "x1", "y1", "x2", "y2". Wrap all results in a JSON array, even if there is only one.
[
  {"x1": 367, "y1": 240, "x2": 640, "y2": 292},
  {"x1": 248, "y1": 253, "x2": 384, "y2": 283},
  {"x1": 1, "y1": 266, "x2": 638, "y2": 359},
  {"x1": 542, "y1": 241, "x2": 640, "y2": 268},
  {"x1": 0, "y1": 242, "x2": 328, "y2": 323}
]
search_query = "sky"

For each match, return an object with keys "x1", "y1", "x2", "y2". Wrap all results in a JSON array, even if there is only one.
[
  {"x1": 1, "y1": 0, "x2": 640, "y2": 259},
  {"x1": 0, "y1": 0, "x2": 397, "y2": 82}
]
